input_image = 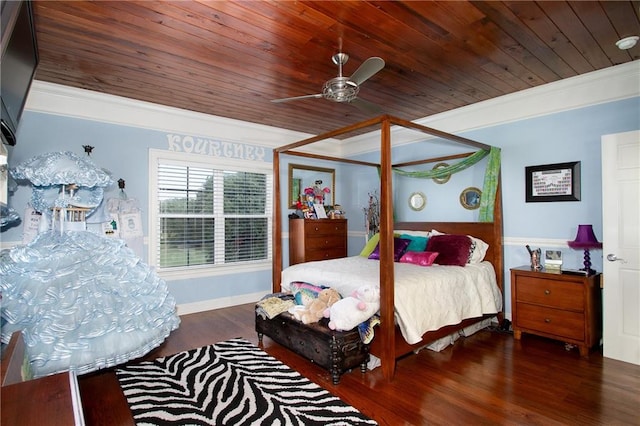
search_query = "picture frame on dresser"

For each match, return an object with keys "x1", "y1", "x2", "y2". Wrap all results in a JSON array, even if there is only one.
[{"x1": 525, "y1": 161, "x2": 581, "y2": 202}]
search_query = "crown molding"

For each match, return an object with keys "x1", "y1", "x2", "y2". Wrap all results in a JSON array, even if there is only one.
[
  {"x1": 26, "y1": 60, "x2": 639, "y2": 156},
  {"x1": 25, "y1": 81, "x2": 313, "y2": 149},
  {"x1": 342, "y1": 60, "x2": 640, "y2": 156}
]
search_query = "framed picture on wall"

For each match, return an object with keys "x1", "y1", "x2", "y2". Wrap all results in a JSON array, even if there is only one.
[{"x1": 525, "y1": 161, "x2": 581, "y2": 202}]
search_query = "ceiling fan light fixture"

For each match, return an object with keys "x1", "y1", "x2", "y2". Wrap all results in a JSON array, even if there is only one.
[
  {"x1": 615, "y1": 36, "x2": 639, "y2": 50},
  {"x1": 322, "y1": 77, "x2": 359, "y2": 102}
]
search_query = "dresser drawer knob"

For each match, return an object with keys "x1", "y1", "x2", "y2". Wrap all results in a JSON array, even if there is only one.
[
  {"x1": 544, "y1": 318, "x2": 551, "y2": 323},
  {"x1": 544, "y1": 289, "x2": 551, "y2": 295}
]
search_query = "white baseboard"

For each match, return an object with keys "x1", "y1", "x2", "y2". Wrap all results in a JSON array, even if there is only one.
[{"x1": 177, "y1": 291, "x2": 265, "y2": 316}]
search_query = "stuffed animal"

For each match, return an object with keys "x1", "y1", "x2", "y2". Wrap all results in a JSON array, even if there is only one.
[
  {"x1": 324, "y1": 285, "x2": 380, "y2": 331},
  {"x1": 291, "y1": 288, "x2": 341, "y2": 324}
]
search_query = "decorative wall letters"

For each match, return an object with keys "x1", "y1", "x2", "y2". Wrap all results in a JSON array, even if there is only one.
[{"x1": 166, "y1": 134, "x2": 267, "y2": 161}]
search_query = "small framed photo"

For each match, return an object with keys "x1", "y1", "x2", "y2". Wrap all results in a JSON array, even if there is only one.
[
  {"x1": 313, "y1": 203, "x2": 327, "y2": 219},
  {"x1": 545, "y1": 250, "x2": 563, "y2": 269},
  {"x1": 525, "y1": 161, "x2": 580, "y2": 202}
]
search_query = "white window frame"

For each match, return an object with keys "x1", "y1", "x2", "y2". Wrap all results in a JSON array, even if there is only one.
[{"x1": 148, "y1": 148, "x2": 272, "y2": 280}]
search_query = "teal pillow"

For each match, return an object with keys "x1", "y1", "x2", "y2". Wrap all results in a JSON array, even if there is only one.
[{"x1": 399, "y1": 234, "x2": 429, "y2": 252}]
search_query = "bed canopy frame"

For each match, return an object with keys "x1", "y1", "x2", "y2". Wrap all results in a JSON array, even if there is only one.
[{"x1": 272, "y1": 115, "x2": 503, "y2": 381}]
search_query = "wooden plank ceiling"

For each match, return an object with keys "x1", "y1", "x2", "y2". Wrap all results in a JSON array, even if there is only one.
[{"x1": 32, "y1": 1, "x2": 640, "y2": 137}]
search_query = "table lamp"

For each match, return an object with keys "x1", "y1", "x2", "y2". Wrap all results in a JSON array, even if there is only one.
[{"x1": 568, "y1": 224, "x2": 602, "y2": 275}]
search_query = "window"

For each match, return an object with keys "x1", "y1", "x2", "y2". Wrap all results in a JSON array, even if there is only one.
[{"x1": 149, "y1": 149, "x2": 272, "y2": 278}]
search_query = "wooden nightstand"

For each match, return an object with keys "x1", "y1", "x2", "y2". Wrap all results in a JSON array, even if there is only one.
[{"x1": 510, "y1": 266, "x2": 602, "y2": 357}]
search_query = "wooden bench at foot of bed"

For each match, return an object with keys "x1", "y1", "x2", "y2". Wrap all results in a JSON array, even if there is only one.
[{"x1": 255, "y1": 309, "x2": 369, "y2": 385}]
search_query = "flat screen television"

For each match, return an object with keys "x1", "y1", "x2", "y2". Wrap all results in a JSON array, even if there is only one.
[{"x1": 1, "y1": 0, "x2": 39, "y2": 146}]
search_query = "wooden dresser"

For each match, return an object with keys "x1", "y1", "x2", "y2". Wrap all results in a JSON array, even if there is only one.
[
  {"x1": 510, "y1": 266, "x2": 602, "y2": 357},
  {"x1": 1, "y1": 333, "x2": 85, "y2": 425},
  {"x1": 289, "y1": 218, "x2": 347, "y2": 265}
]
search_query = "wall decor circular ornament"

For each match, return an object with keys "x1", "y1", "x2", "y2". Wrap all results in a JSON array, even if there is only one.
[
  {"x1": 408, "y1": 191, "x2": 426, "y2": 211},
  {"x1": 431, "y1": 162, "x2": 451, "y2": 184},
  {"x1": 460, "y1": 187, "x2": 482, "y2": 210}
]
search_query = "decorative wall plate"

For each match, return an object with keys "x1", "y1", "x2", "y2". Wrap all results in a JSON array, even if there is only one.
[
  {"x1": 432, "y1": 162, "x2": 450, "y2": 184},
  {"x1": 460, "y1": 187, "x2": 481, "y2": 210},
  {"x1": 408, "y1": 191, "x2": 426, "y2": 211}
]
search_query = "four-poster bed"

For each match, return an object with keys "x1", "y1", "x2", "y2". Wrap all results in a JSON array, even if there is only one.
[{"x1": 271, "y1": 115, "x2": 503, "y2": 381}]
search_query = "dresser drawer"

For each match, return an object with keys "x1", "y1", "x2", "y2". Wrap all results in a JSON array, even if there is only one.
[
  {"x1": 516, "y1": 303, "x2": 584, "y2": 341},
  {"x1": 304, "y1": 220, "x2": 347, "y2": 236},
  {"x1": 515, "y1": 276, "x2": 584, "y2": 311},
  {"x1": 305, "y1": 246, "x2": 346, "y2": 262},
  {"x1": 305, "y1": 234, "x2": 346, "y2": 249}
]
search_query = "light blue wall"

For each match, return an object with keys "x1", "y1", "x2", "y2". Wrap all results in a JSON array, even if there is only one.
[
  {"x1": 341, "y1": 97, "x2": 640, "y2": 315},
  {"x1": 4, "y1": 112, "x2": 275, "y2": 306},
  {"x1": 4, "y1": 96, "x2": 639, "y2": 315}
]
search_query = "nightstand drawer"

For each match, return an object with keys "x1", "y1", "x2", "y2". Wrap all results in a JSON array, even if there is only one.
[
  {"x1": 517, "y1": 303, "x2": 584, "y2": 341},
  {"x1": 515, "y1": 276, "x2": 584, "y2": 311}
]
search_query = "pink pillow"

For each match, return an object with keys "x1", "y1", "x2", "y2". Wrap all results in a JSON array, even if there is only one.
[
  {"x1": 368, "y1": 237, "x2": 411, "y2": 261},
  {"x1": 399, "y1": 251, "x2": 439, "y2": 267},
  {"x1": 425, "y1": 234, "x2": 472, "y2": 266}
]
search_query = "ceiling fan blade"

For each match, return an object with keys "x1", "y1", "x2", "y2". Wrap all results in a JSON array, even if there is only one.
[
  {"x1": 348, "y1": 57, "x2": 385, "y2": 86},
  {"x1": 271, "y1": 94, "x2": 323, "y2": 103},
  {"x1": 349, "y1": 97, "x2": 383, "y2": 114}
]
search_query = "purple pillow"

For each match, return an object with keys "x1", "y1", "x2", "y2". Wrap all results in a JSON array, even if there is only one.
[
  {"x1": 425, "y1": 234, "x2": 472, "y2": 266},
  {"x1": 399, "y1": 251, "x2": 439, "y2": 267},
  {"x1": 368, "y1": 237, "x2": 412, "y2": 261}
]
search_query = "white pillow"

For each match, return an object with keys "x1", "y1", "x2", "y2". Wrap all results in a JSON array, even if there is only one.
[
  {"x1": 395, "y1": 229, "x2": 431, "y2": 237},
  {"x1": 468, "y1": 236, "x2": 489, "y2": 263}
]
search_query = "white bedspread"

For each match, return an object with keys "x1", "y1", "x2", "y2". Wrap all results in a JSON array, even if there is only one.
[{"x1": 281, "y1": 256, "x2": 502, "y2": 344}]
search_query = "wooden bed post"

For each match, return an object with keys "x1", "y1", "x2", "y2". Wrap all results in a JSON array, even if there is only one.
[
  {"x1": 493, "y1": 176, "x2": 505, "y2": 317},
  {"x1": 273, "y1": 151, "x2": 282, "y2": 293},
  {"x1": 379, "y1": 116, "x2": 396, "y2": 381},
  {"x1": 271, "y1": 115, "x2": 504, "y2": 383}
]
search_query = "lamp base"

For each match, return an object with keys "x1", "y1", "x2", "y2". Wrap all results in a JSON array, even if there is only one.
[
  {"x1": 579, "y1": 267, "x2": 596, "y2": 276},
  {"x1": 581, "y1": 248, "x2": 596, "y2": 276}
]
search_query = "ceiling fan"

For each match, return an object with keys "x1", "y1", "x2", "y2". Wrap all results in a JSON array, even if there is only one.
[{"x1": 271, "y1": 53, "x2": 385, "y2": 113}]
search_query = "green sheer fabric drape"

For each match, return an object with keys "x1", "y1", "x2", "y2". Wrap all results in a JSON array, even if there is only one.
[
  {"x1": 479, "y1": 146, "x2": 501, "y2": 222},
  {"x1": 389, "y1": 147, "x2": 501, "y2": 222},
  {"x1": 392, "y1": 149, "x2": 489, "y2": 179}
]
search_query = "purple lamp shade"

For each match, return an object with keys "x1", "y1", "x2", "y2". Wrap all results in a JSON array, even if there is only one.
[{"x1": 568, "y1": 224, "x2": 602, "y2": 249}]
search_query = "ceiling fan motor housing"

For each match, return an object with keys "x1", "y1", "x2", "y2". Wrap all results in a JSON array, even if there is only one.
[{"x1": 323, "y1": 77, "x2": 359, "y2": 102}]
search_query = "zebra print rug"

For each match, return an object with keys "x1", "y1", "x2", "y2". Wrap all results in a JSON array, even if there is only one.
[{"x1": 116, "y1": 337, "x2": 377, "y2": 425}]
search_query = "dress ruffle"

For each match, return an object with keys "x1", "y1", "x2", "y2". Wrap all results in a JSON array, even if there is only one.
[{"x1": 0, "y1": 231, "x2": 180, "y2": 378}]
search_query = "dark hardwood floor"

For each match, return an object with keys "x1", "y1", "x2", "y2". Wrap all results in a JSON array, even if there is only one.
[{"x1": 79, "y1": 303, "x2": 639, "y2": 425}]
